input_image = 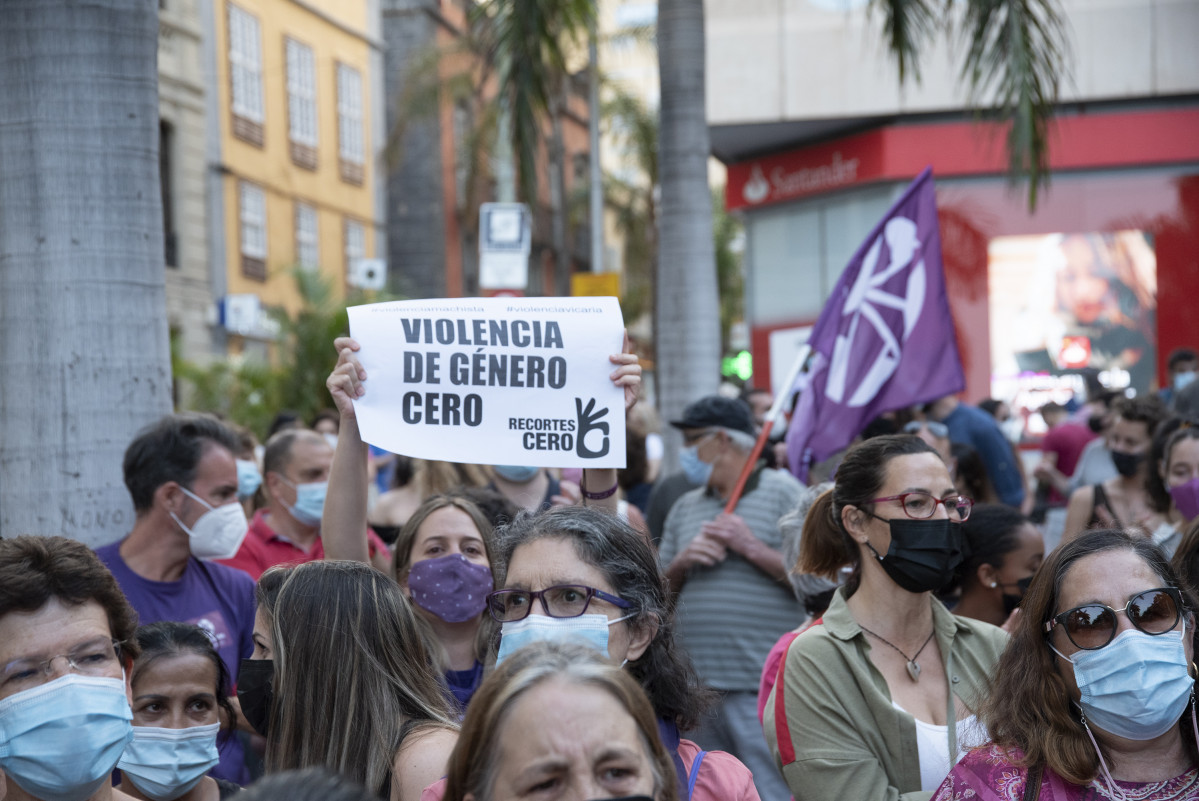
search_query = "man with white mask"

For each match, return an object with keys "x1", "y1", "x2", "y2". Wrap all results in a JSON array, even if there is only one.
[
  {"x1": 95, "y1": 413, "x2": 255, "y2": 784},
  {"x1": 219, "y1": 428, "x2": 390, "y2": 578}
]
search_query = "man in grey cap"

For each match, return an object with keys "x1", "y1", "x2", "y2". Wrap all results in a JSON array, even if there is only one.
[{"x1": 658, "y1": 394, "x2": 803, "y2": 801}]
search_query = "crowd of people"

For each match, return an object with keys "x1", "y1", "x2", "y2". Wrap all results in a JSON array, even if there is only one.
[{"x1": 3, "y1": 337, "x2": 1199, "y2": 801}]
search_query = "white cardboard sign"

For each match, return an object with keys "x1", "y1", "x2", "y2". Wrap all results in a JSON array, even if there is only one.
[{"x1": 347, "y1": 297, "x2": 627, "y2": 468}]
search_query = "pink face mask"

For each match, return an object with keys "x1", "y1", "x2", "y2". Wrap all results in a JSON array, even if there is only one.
[
  {"x1": 407, "y1": 554, "x2": 494, "y2": 623},
  {"x1": 1170, "y1": 477, "x2": 1199, "y2": 521}
]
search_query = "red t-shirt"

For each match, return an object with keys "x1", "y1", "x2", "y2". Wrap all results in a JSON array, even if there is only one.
[
  {"x1": 1041, "y1": 422, "x2": 1097, "y2": 503},
  {"x1": 219, "y1": 509, "x2": 390, "y2": 580}
]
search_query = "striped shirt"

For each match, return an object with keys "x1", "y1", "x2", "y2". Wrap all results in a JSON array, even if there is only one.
[{"x1": 659, "y1": 468, "x2": 804, "y2": 691}]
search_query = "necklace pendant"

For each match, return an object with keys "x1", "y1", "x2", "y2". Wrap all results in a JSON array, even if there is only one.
[{"x1": 906, "y1": 660, "x2": 921, "y2": 682}]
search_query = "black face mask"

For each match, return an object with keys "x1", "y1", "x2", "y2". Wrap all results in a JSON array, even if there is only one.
[
  {"x1": 1110, "y1": 449, "x2": 1145, "y2": 478},
  {"x1": 1087, "y1": 414, "x2": 1106, "y2": 433},
  {"x1": 237, "y1": 658, "x2": 274, "y2": 736},
  {"x1": 999, "y1": 574, "x2": 1034, "y2": 617},
  {"x1": 866, "y1": 517, "x2": 965, "y2": 594}
]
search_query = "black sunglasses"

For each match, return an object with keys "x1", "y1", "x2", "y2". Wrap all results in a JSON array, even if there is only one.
[{"x1": 1044, "y1": 587, "x2": 1183, "y2": 650}]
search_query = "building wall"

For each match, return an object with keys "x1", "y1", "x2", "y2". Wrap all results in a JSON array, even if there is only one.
[
  {"x1": 381, "y1": 0, "x2": 449, "y2": 299},
  {"x1": 379, "y1": 0, "x2": 595, "y2": 300},
  {"x1": 160, "y1": 0, "x2": 216, "y2": 368},
  {"x1": 213, "y1": 0, "x2": 379, "y2": 324},
  {"x1": 706, "y1": 0, "x2": 1199, "y2": 127}
]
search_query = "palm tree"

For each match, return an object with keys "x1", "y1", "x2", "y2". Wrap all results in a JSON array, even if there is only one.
[
  {"x1": 0, "y1": 0, "x2": 172, "y2": 544},
  {"x1": 656, "y1": 0, "x2": 722, "y2": 461},
  {"x1": 654, "y1": 0, "x2": 1067, "y2": 467}
]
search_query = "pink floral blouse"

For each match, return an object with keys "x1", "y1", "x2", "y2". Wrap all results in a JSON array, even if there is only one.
[{"x1": 934, "y1": 742, "x2": 1199, "y2": 801}]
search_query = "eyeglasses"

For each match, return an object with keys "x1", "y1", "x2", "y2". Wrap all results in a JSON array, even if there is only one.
[
  {"x1": 487, "y1": 585, "x2": 632, "y2": 623},
  {"x1": 1, "y1": 638, "x2": 124, "y2": 693},
  {"x1": 867, "y1": 492, "x2": 973, "y2": 521},
  {"x1": 1044, "y1": 587, "x2": 1182, "y2": 650},
  {"x1": 904, "y1": 420, "x2": 949, "y2": 439}
]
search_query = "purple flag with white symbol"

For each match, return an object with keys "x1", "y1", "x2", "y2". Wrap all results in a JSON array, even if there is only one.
[{"x1": 786, "y1": 168, "x2": 963, "y2": 481}]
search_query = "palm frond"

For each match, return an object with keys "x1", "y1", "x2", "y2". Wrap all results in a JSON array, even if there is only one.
[
  {"x1": 960, "y1": 0, "x2": 1067, "y2": 208},
  {"x1": 869, "y1": 0, "x2": 941, "y2": 82}
]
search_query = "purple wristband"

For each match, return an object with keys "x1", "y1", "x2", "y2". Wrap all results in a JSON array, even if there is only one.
[{"x1": 581, "y1": 477, "x2": 618, "y2": 500}]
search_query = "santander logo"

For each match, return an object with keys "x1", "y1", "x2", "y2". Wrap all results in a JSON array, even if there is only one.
[{"x1": 740, "y1": 151, "x2": 862, "y2": 207}]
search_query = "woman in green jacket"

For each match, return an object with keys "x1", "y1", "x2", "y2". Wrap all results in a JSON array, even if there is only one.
[{"x1": 764, "y1": 434, "x2": 1008, "y2": 800}]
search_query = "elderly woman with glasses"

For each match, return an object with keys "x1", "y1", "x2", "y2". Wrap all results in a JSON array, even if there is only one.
[
  {"x1": 764, "y1": 434, "x2": 1008, "y2": 800},
  {"x1": 934, "y1": 529, "x2": 1199, "y2": 800},
  {"x1": 462, "y1": 505, "x2": 759, "y2": 801}
]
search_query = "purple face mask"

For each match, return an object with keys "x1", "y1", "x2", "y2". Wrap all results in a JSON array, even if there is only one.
[
  {"x1": 1170, "y1": 477, "x2": 1199, "y2": 521},
  {"x1": 407, "y1": 553, "x2": 494, "y2": 623}
]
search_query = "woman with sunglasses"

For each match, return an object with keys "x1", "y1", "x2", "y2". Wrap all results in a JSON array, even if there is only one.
[
  {"x1": 765, "y1": 434, "x2": 1007, "y2": 799},
  {"x1": 935, "y1": 528, "x2": 1199, "y2": 800}
]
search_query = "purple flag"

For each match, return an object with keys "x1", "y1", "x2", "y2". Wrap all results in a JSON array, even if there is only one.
[{"x1": 786, "y1": 168, "x2": 963, "y2": 481}]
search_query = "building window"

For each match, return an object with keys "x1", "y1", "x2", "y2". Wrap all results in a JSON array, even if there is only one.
[
  {"x1": 286, "y1": 37, "x2": 318, "y2": 169},
  {"x1": 160, "y1": 120, "x2": 178, "y2": 267},
  {"x1": 344, "y1": 218, "x2": 365, "y2": 278},
  {"x1": 296, "y1": 202, "x2": 319, "y2": 271},
  {"x1": 239, "y1": 181, "x2": 267, "y2": 280},
  {"x1": 336, "y1": 63, "x2": 364, "y2": 184},
  {"x1": 228, "y1": 3, "x2": 264, "y2": 146}
]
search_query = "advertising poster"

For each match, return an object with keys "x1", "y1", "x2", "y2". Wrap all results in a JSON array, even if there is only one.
[{"x1": 988, "y1": 230, "x2": 1157, "y2": 418}]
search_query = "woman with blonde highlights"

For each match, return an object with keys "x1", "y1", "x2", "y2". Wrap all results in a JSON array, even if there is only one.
[
  {"x1": 253, "y1": 561, "x2": 457, "y2": 801},
  {"x1": 936, "y1": 529, "x2": 1199, "y2": 799},
  {"x1": 442, "y1": 640, "x2": 676, "y2": 801}
]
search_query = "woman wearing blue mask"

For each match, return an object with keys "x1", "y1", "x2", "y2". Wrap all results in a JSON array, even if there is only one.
[
  {"x1": 766, "y1": 434, "x2": 1007, "y2": 799},
  {"x1": 116, "y1": 621, "x2": 241, "y2": 800},
  {"x1": 0, "y1": 536, "x2": 140, "y2": 801},
  {"x1": 468, "y1": 506, "x2": 759, "y2": 801},
  {"x1": 936, "y1": 529, "x2": 1199, "y2": 800}
]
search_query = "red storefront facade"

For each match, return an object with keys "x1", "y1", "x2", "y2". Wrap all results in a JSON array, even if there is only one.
[{"x1": 725, "y1": 105, "x2": 1199, "y2": 404}]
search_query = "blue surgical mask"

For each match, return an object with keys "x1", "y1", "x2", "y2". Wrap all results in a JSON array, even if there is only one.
[
  {"x1": 1174, "y1": 371, "x2": 1197, "y2": 392},
  {"x1": 679, "y1": 446, "x2": 713, "y2": 486},
  {"x1": 117, "y1": 723, "x2": 221, "y2": 801},
  {"x1": 236, "y1": 459, "x2": 262, "y2": 500},
  {"x1": 279, "y1": 478, "x2": 327, "y2": 527},
  {"x1": 496, "y1": 613, "x2": 634, "y2": 665},
  {"x1": 0, "y1": 674, "x2": 133, "y2": 801},
  {"x1": 494, "y1": 464, "x2": 541, "y2": 483},
  {"x1": 1052, "y1": 626, "x2": 1194, "y2": 740}
]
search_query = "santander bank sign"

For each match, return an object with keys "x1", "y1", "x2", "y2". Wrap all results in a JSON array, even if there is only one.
[{"x1": 726, "y1": 134, "x2": 882, "y2": 211}]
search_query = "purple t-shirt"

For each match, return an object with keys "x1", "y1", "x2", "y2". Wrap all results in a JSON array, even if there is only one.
[{"x1": 96, "y1": 540, "x2": 256, "y2": 785}]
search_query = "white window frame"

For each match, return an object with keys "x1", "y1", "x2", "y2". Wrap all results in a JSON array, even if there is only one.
[
  {"x1": 228, "y1": 4, "x2": 263, "y2": 123},
  {"x1": 296, "y1": 202, "x2": 319, "y2": 271},
  {"x1": 286, "y1": 38, "x2": 318, "y2": 147},
  {"x1": 336, "y1": 63, "x2": 364, "y2": 165},
  {"x1": 344, "y1": 218, "x2": 366, "y2": 272},
  {"x1": 239, "y1": 182, "x2": 267, "y2": 260}
]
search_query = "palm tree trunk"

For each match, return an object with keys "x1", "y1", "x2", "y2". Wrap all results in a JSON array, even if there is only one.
[
  {"x1": 656, "y1": 0, "x2": 720, "y2": 470},
  {"x1": 0, "y1": 0, "x2": 172, "y2": 544}
]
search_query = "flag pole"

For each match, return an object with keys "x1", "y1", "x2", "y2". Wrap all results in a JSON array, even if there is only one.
[{"x1": 723, "y1": 345, "x2": 811, "y2": 514}]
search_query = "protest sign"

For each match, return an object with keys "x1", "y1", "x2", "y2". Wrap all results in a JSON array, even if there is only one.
[{"x1": 347, "y1": 297, "x2": 627, "y2": 468}]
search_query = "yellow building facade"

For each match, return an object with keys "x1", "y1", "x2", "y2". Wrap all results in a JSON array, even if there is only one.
[{"x1": 212, "y1": 0, "x2": 379, "y2": 344}]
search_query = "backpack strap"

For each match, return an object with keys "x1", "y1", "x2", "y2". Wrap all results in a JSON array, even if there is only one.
[
  {"x1": 1022, "y1": 763, "x2": 1043, "y2": 801},
  {"x1": 686, "y1": 750, "x2": 708, "y2": 801},
  {"x1": 773, "y1": 621, "x2": 821, "y2": 766}
]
